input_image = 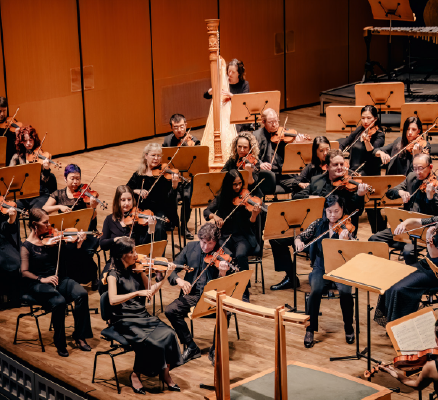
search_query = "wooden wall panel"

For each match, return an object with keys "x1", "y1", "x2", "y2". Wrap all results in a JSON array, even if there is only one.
[
  {"x1": 0, "y1": 0, "x2": 84, "y2": 156},
  {"x1": 151, "y1": 0, "x2": 217, "y2": 135},
  {"x1": 79, "y1": 0, "x2": 155, "y2": 148},
  {"x1": 285, "y1": 0, "x2": 349, "y2": 108},
  {"x1": 220, "y1": 0, "x2": 285, "y2": 109}
]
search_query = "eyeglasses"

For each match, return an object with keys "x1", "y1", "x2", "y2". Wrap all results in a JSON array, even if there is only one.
[
  {"x1": 173, "y1": 125, "x2": 186, "y2": 131},
  {"x1": 413, "y1": 165, "x2": 428, "y2": 172},
  {"x1": 149, "y1": 154, "x2": 162, "y2": 159},
  {"x1": 265, "y1": 120, "x2": 280, "y2": 125}
]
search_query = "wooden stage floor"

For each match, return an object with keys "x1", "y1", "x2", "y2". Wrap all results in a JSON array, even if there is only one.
[{"x1": 0, "y1": 105, "x2": 432, "y2": 399}]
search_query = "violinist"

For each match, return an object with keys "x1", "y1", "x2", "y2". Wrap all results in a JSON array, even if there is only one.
[
  {"x1": 163, "y1": 114, "x2": 199, "y2": 240},
  {"x1": 204, "y1": 169, "x2": 261, "y2": 302},
  {"x1": 222, "y1": 131, "x2": 260, "y2": 188},
  {"x1": 254, "y1": 108, "x2": 307, "y2": 194},
  {"x1": 106, "y1": 237, "x2": 182, "y2": 393},
  {"x1": 339, "y1": 105, "x2": 385, "y2": 176},
  {"x1": 20, "y1": 208, "x2": 93, "y2": 357},
  {"x1": 127, "y1": 143, "x2": 179, "y2": 242},
  {"x1": 43, "y1": 164, "x2": 99, "y2": 286},
  {"x1": 292, "y1": 136, "x2": 331, "y2": 195},
  {"x1": 369, "y1": 153, "x2": 438, "y2": 265},
  {"x1": 0, "y1": 97, "x2": 21, "y2": 165},
  {"x1": 374, "y1": 116, "x2": 430, "y2": 176},
  {"x1": 165, "y1": 223, "x2": 231, "y2": 366},
  {"x1": 9, "y1": 126, "x2": 57, "y2": 210},
  {"x1": 295, "y1": 195, "x2": 355, "y2": 348}
]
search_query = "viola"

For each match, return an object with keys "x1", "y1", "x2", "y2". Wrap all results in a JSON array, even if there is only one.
[
  {"x1": 332, "y1": 172, "x2": 374, "y2": 193},
  {"x1": 41, "y1": 227, "x2": 100, "y2": 246},
  {"x1": 0, "y1": 196, "x2": 27, "y2": 215},
  {"x1": 73, "y1": 184, "x2": 108, "y2": 209},
  {"x1": 178, "y1": 133, "x2": 195, "y2": 147},
  {"x1": 204, "y1": 248, "x2": 238, "y2": 272},
  {"x1": 270, "y1": 127, "x2": 311, "y2": 144},
  {"x1": 26, "y1": 150, "x2": 62, "y2": 169},
  {"x1": 133, "y1": 254, "x2": 194, "y2": 273},
  {"x1": 236, "y1": 154, "x2": 258, "y2": 170},
  {"x1": 122, "y1": 208, "x2": 168, "y2": 226},
  {"x1": 232, "y1": 189, "x2": 268, "y2": 213},
  {"x1": 152, "y1": 163, "x2": 189, "y2": 183}
]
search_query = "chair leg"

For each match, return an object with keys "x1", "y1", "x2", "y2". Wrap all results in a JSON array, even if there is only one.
[
  {"x1": 34, "y1": 315, "x2": 45, "y2": 352},
  {"x1": 110, "y1": 354, "x2": 121, "y2": 394},
  {"x1": 92, "y1": 353, "x2": 98, "y2": 384},
  {"x1": 14, "y1": 313, "x2": 25, "y2": 344},
  {"x1": 195, "y1": 208, "x2": 198, "y2": 234},
  {"x1": 159, "y1": 289, "x2": 163, "y2": 313},
  {"x1": 260, "y1": 262, "x2": 265, "y2": 294},
  {"x1": 153, "y1": 294, "x2": 156, "y2": 316},
  {"x1": 234, "y1": 313, "x2": 240, "y2": 340},
  {"x1": 171, "y1": 231, "x2": 175, "y2": 259},
  {"x1": 95, "y1": 251, "x2": 101, "y2": 277},
  {"x1": 190, "y1": 319, "x2": 194, "y2": 338}
]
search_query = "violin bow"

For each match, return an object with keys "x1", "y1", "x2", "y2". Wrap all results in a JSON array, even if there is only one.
[
  {"x1": 1, "y1": 107, "x2": 19, "y2": 137},
  {"x1": 343, "y1": 118, "x2": 377, "y2": 154},
  {"x1": 70, "y1": 161, "x2": 107, "y2": 211},
  {"x1": 54, "y1": 218, "x2": 64, "y2": 286},
  {"x1": 179, "y1": 127, "x2": 192, "y2": 146},
  {"x1": 293, "y1": 209, "x2": 359, "y2": 255},
  {"x1": 222, "y1": 178, "x2": 265, "y2": 224},
  {"x1": 35, "y1": 133, "x2": 48, "y2": 158},
  {"x1": 129, "y1": 179, "x2": 144, "y2": 239},
  {"x1": 1, "y1": 176, "x2": 14, "y2": 203},
  {"x1": 270, "y1": 116, "x2": 288, "y2": 165}
]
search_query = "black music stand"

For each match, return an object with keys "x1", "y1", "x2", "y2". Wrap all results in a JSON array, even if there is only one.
[
  {"x1": 230, "y1": 91, "x2": 280, "y2": 131},
  {"x1": 162, "y1": 146, "x2": 209, "y2": 246},
  {"x1": 263, "y1": 197, "x2": 325, "y2": 313}
]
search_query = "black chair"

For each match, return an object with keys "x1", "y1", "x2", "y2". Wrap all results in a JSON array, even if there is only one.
[
  {"x1": 248, "y1": 213, "x2": 265, "y2": 294},
  {"x1": 258, "y1": 170, "x2": 291, "y2": 202},
  {"x1": 92, "y1": 291, "x2": 134, "y2": 394}
]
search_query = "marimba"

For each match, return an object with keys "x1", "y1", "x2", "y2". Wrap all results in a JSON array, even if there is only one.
[{"x1": 364, "y1": 26, "x2": 438, "y2": 44}]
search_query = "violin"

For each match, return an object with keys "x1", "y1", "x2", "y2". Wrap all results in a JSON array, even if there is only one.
[
  {"x1": 332, "y1": 214, "x2": 356, "y2": 240},
  {"x1": 204, "y1": 248, "x2": 238, "y2": 272},
  {"x1": 331, "y1": 172, "x2": 374, "y2": 193},
  {"x1": 133, "y1": 254, "x2": 194, "y2": 273},
  {"x1": 417, "y1": 173, "x2": 438, "y2": 194},
  {"x1": 361, "y1": 124, "x2": 379, "y2": 142},
  {"x1": 405, "y1": 137, "x2": 428, "y2": 154},
  {"x1": 321, "y1": 163, "x2": 328, "y2": 172},
  {"x1": 73, "y1": 184, "x2": 108, "y2": 209},
  {"x1": 122, "y1": 208, "x2": 168, "y2": 226},
  {"x1": 270, "y1": 127, "x2": 311, "y2": 144},
  {"x1": 393, "y1": 348, "x2": 438, "y2": 371},
  {"x1": 0, "y1": 115, "x2": 22, "y2": 134},
  {"x1": 232, "y1": 189, "x2": 268, "y2": 213},
  {"x1": 152, "y1": 163, "x2": 189, "y2": 183},
  {"x1": 41, "y1": 227, "x2": 100, "y2": 246},
  {"x1": 236, "y1": 154, "x2": 258, "y2": 170},
  {"x1": 26, "y1": 150, "x2": 62, "y2": 169},
  {"x1": 0, "y1": 196, "x2": 28, "y2": 215},
  {"x1": 178, "y1": 133, "x2": 195, "y2": 147},
  {"x1": 426, "y1": 223, "x2": 438, "y2": 245}
]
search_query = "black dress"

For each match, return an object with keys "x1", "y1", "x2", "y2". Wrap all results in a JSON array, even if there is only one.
[
  {"x1": 108, "y1": 266, "x2": 183, "y2": 376},
  {"x1": 291, "y1": 164, "x2": 325, "y2": 195},
  {"x1": 0, "y1": 214, "x2": 20, "y2": 300}
]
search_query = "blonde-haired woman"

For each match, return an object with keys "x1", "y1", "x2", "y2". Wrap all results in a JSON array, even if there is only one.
[{"x1": 127, "y1": 143, "x2": 179, "y2": 242}]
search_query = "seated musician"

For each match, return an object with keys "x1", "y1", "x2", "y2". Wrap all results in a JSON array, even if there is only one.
[
  {"x1": 222, "y1": 131, "x2": 260, "y2": 188},
  {"x1": 270, "y1": 149, "x2": 367, "y2": 291},
  {"x1": 127, "y1": 143, "x2": 179, "y2": 242},
  {"x1": 339, "y1": 105, "x2": 385, "y2": 176},
  {"x1": 9, "y1": 126, "x2": 57, "y2": 210},
  {"x1": 291, "y1": 136, "x2": 331, "y2": 195},
  {"x1": 107, "y1": 237, "x2": 182, "y2": 393},
  {"x1": 204, "y1": 169, "x2": 261, "y2": 302},
  {"x1": 369, "y1": 153, "x2": 438, "y2": 265},
  {"x1": 377, "y1": 320, "x2": 438, "y2": 392},
  {"x1": 21, "y1": 208, "x2": 93, "y2": 357},
  {"x1": 0, "y1": 97, "x2": 21, "y2": 165},
  {"x1": 295, "y1": 195, "x2": 355, "y2": 348},
  {"x1": 254, "y1": 108, "x2": 307, "y2": 194},
  {"x1": 163, "y1": 114, "x2": 200, "y2": 240},
  {"x1": 0, "y1": 207, "x2": 20, "y2": 305},
  {"x1": 164, "y1": 223, "x2": 231, "y2": 365},
  {"x1": 374, "y1": 116, "x2": 430, "y2": 176},
  {"x1": 43, "y1": 164, "x2": 99, "y2": 287}
]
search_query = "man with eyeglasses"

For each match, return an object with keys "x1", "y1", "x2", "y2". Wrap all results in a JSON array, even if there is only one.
[
  {"x1": 163, "y1": 114, "x2": 200, "y2": 240},
  {"x1": 369, "y1": 153, "x2": 438, "y2": 264}
]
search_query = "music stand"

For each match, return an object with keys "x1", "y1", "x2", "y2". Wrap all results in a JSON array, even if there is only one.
[
  {"x1": 49, "y1": 209, "x2": 94, "y2": 231},
  {"x1": 355, "y1": 82, "x2": 405, "y2": 114},
  {"x1": 0, "y1": 137, "x2": 6, "y2": 167},
  {"x1": 282, "y1": 141, "x2": 339, "y2": 174},
  {"x1": 135, "y1": 240, "x2": 168, "y2": 258},
  {"x1": 264, "y1": 197, "x2": 325, "y2": 312},
  {"x1": 326, "y1": 106, "x2": 361, "y2": 137},
  {"x1": 162, "y1": 146, "x2": 210, "y2": 246},
  {"x1": 322, "y1": 240, "x2": 389, "y2": 366},
  {"x1": 324, "y1": 253, "x2": 416, "y2": 379},
  {"x1": 230, "y1": 91, "x2": 281, "y2": 130},
  {"x1": 400, "y1": 103, "x2": 438, "y2": 138}
]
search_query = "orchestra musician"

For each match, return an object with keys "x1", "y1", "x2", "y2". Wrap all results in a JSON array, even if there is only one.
[
  {"x1": 204, "y1": 169, "x2": 261, "y2": 302},
  {"x1": 162, "y1": 114, "x2": 200, "y2": 240},
  {"x1": 20, "y1": 208, "x2": 93, "y2": 357},
  {"x1": 292, "y1": 136, "x2": 331, "y2": 195},
  {"x1": 254, "y1": 108, "x2": 307, "y2": 194},
  {"x1": 369, "y1": 153, "x2": 438, "y2": 265},
  {"x1": 295, "y1": 195, "x2": 355, "y2": 348},
  {"x1": 0, "y1": 97, "x2": 21, "y2": 166},
  {"x1": 127, "y1": 143, "x2": 179, "y2": 242},
  {"x1": 164, "y1": 223, "x2": 231, "y2": 366},
  {"x1": 107, "y1": 237, "x2": 182, "y2": 393},
  {"x1": 374, "y1": 116, "x2": 430, "y2": 176},
  {"x1": 43, "y1": 164, "x2": 99, "y2": 287},
  {"x1": 9, "y1": 126, "x2": 58, "y2": 210}
]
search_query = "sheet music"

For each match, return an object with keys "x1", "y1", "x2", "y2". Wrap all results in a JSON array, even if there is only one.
[{"x1": 391, "y1": 311, "x2": 436, "y2": 355}]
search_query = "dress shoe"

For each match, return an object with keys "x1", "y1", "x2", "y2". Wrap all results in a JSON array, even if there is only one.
[
  {"x1": 182, "y1": 345, "x2": 201, "y2": 363},
  {"x1": 162, "y1": 381, "x2": 181, "y2": 392},
  {"x1": 345, "y1": 332, "x2": 355, "y2": 344},
  {"x1": 208, "y1": 347, "x2": 215, "y2": 367},
  {"x1": 304, "y1": 331, "x2": 314, "y2": 348},
  {"x1": 270, "y1": 275, "x2": 300, "y2": 291},
  {"x1": 185, "y1": 228, "x2": 194, "y2": 240},
  {"x1": 130, "y1": 372, "x2": 146, "y2": 395},
  {"x1": 242, "y1": 293, "x2": 250, "y2": 303},
  {"x1": 75, "y1": 339, "x2": 91, "y2": 351},
  {"x1": 56, "y1": 347, "x2": 69, "y2": 357}
]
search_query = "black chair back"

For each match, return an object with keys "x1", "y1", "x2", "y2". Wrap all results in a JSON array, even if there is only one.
[{"x1": 100, "y1": 292, "x2": 112, "y2": 322}]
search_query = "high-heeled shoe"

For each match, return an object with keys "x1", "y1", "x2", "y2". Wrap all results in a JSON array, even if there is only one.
[
  {"x1": 130, "y1": 372, "x2": 146, "y2": 395},
  {"x1": 159, "y1": 373, "x2": 180, "y2": 392},
  {"x1": 74, "y1": 339, "x2": 91, "y2": 352}
]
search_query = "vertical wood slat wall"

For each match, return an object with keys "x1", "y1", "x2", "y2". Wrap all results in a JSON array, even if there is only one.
[{"x1": 0, "y1": 0, "x2": 391, "y2": 156}]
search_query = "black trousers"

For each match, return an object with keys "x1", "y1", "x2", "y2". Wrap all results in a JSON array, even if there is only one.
[
  {"x1": 27, "y1": 277, "x2": 92, "y2": 348},
  {"x1": 178, "y1": 182, "x2": 192, "y2": 231},
  {"x1": 276, "y1": 173, "x2": 295, "y2": 194},
  {"x1": 369, "y1": 228, "x2": 418, "y2": 265},
  {"x1": 365, "y1": 208, "x2": 387, "y2": 234},
  {"x1": 67, "y1": 236, "x2": 99, "y2": 284},
  {"x1": 17, "y1": 194, "x2": 49, "y2": 211},
  {"x1": 269, "y1": 237, "x2": 295, "y2": 275}
]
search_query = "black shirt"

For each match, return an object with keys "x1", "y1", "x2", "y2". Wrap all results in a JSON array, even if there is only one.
[
  {"x1": 162, "y1": 133, "x2": 200, "y2": 147},
  {"x1": 203, "y1": 79, "x2": 249, "y2": 99}
]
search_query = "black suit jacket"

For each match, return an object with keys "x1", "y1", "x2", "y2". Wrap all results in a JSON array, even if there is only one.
[
  {"x1": 253, "y1": 127, "x2": 289, "y2": 174},
  {"x1": 162, "y1": 133, "x2": 200, "y2": 147}
]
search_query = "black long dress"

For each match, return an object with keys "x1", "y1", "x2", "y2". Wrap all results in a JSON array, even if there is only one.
[
  {"x1": 0, "y1": 214, "x2": 20, "y2": 301},
  {"x1": 108, "y1": 266, "x2": 183, "y2": 376}
]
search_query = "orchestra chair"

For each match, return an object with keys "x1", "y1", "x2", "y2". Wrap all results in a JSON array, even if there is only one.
[
  {"x1": 248, "y1": 214, "x2": 265, "y2": 294},
  {"x1": 258, "y1": 170, "x2": 290, "y2": 202},
  {"x1": 92, "y1": 291, "x2": 134, "y2": 394}
]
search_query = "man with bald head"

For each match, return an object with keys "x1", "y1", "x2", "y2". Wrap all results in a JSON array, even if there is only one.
[
  {"x1": 253, "y1": 108, "x2": 306, "y2": 193},
  {"x1": 370, "y1": 153, "x2": 438, "y2": 264}
]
